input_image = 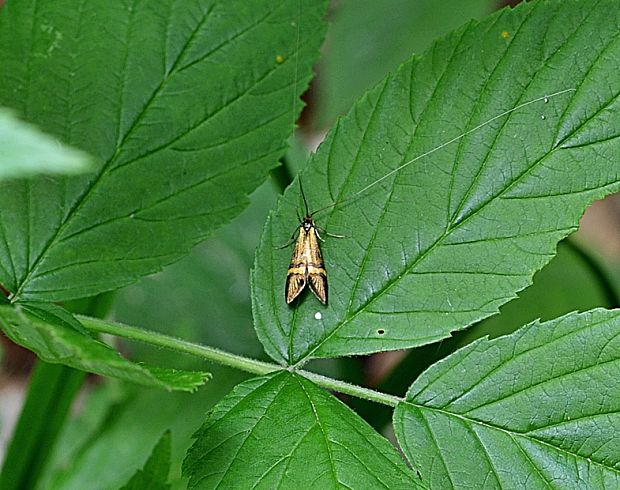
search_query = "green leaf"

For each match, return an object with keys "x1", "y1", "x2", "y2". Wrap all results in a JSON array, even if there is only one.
[
  {"x1": 0, "y1": 0, "x2": 327, "y2": 302},
  {"x1": 119, "y1": 431, "x2": 172, "y2": 490},
  {"x1": 253, "y1": 0, "x2": 620, "y2": 364},
  {"x1": 0, "y1": 305, "x2": 209, "y2": 391},
  {"x1": 0, "y1": 109, "x2": 92, "y2": 179},
  {"x1": 39, "y1": 185, "x2": 274, "y2": 487},
  {"x1": 348, "y1": 239, "x2": 620, "y2": 433},
  {"x1": 37, "y1": 184, "x2": 276, "y2": 489},
  {"x1": 40, "y1": 370, "x2": 250, "y2": 490},
  {"x1": 183, "y1": 371, "x2": 420, "y2": 489},
  {"x1": 372, "y1": 239, "x2": 620, "y2": 413},
  {"x1": 393, "y1": 309, "x2": 620, "y2": 489}
]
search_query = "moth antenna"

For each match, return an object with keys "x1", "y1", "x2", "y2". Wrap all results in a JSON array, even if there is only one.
[
  {"x1": 287, "y1": 3, "x2": 304, "y2": 219},
  {"x1": 311, "y1": 87, "x2": 576, "y2": 218},
  {"x1": 299, "y1": 178, "x2": 310, "y2": 217}
]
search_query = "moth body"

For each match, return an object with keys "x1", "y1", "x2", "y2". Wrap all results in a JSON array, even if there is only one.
[{"x1": 285, "y1": 216, "x2": 327, "y2": 305}]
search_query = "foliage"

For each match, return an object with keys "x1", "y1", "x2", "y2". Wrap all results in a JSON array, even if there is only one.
[
  {"x1": 394, "y1": 309, "x2": 620, "y2": 488},
  {"x1": 253, "y1": 0, "x2": 620, "y2": 365},
  {"x1": 184, "y1": 372, "x2": 420, "y2": 489},
  {"x1": 0, "y1": 0, "x2": 619, "y2": 489}
]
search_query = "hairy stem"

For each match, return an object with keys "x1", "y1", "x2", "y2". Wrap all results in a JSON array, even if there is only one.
[{"x1": 78, "y1": 315, "x2": 403, "y2": 407}]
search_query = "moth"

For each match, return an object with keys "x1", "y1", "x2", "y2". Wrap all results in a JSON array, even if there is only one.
[
  {"x1": 283, "y1": 88, "x2": 575, "y2": 306},
  {"x1": 284, "y1": 182, "x2": 339, "y2": 305},
  {"x1": 285, "y1": 214, "x2": 327, "y2": 304}
]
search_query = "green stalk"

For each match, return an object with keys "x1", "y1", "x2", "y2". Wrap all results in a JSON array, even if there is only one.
[{"x1": 79, "y1": 315, "x2": 403, "y2": 408}]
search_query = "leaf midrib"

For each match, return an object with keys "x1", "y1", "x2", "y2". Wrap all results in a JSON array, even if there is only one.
[
  {"x1": 433, "y1": 314, "x2": 618, "y2": 409},
  {"x1": 190, "y1": 376, "x2": 287, "y2": 489},
  {"x1": 461, "y1": 354, "x2": 620, "y2": 417},
  {"x1": 412, "y1": 312, "x2": 616, "y2": 406},
  {"x1": 295, "y1": 377, "x2": 341, "y2": 488},
  {"x1": 295, "y1": 376, "x2": 413, "y2": 489}
]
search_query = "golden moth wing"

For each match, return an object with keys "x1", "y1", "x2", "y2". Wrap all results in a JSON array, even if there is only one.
[
  {"x1": 308, "y1": 270, "x2": 327, "y2": 304},
  {"x1": 285, "y1": 271, "x2": 306, "y2": 304},
  {"x1": 305, "y1": 226, "x2": 324, "y2": 263},
  {"x1": 286, "y1": 226, "x2": 308, "y2": 304}
]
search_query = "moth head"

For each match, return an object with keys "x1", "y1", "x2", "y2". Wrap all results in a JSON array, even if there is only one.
[{"x1": 302, "y1": 217, "x2": 314, "y2": 231}]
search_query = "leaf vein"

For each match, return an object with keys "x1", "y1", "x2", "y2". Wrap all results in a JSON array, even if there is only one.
[
  {"x1": 419, "y1": 408, "x2": 455, "y2": 489},
  {"x1": 408, "y1": 402, "x2": 620, "y2": 480},
  {"x1": 446, "y1": 9, "x2": 520, "y2": 223},
  {"x1": 554, "y1": 16, "x2": 620, "y2": 148},
  {"x1": 295, "y1": 377, "x2": 340, "y2": 487},
  {"x1": 469, "y1": 424, "x2": 502, "y2": 488},
  {"x1": 509, "y1": 432, "x2": 554, "y2": 489},
  {"x1": 448, "y1": 5, "x2": 546, "y2": 226},
  {"x1": 462, "y1": 356, "x2": 620, "y2": 417},
  {"x1": 438, "y1": 315, "x2": 615, "y2": 409}
]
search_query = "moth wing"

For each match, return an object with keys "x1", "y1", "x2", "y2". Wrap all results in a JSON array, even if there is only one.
[
  {"x1": 286, "y1": 269, "x2": 307, "y2": 304},
  {"x1": 308, "y1": 272, "x2": 327, "y2": 305},
  {"x1": 306, "y1": 226, "x2": 324, "y2": 262},
  {"x1": 305, "y1": 226, "x2": 327, "y2": 304},
  {"x1": 286, "y1": 226, "x2": 309, "y2": 304}
]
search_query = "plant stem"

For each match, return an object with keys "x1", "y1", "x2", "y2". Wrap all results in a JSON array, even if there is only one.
[
  {"x1": 78, "y1": 316, "x2": 278, "y2": 376},
  {"x1": 299, "y1": 370, "x2": 402, "y2": 407},
  {"x1": 78, "y1": 316, "x2": 403, "y2": 407}
]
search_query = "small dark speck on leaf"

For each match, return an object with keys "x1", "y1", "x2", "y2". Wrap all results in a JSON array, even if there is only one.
[{"x1": 377, "y1": 329, "x2": 385, "y2": 335}]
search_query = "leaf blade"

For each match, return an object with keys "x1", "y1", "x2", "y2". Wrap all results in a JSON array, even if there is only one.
[
  {"x1": 393, "y1": 309, "x2": 620, "y2": 489},
  {"x1": 119, "y1": 431, "x2": 172, "y2": 490},
  {"x1": 0, "y1": 0, "x2": 327, "y2": 301},
  {"x1": 0, "y1": 305, "x2": 210, "y2": 391},
  {"x1": 183, "y1": 371, "x2": 421, "y2": 489},
  {"x1": 252, "y1": 0, "x2": 620, "y2": 364}
]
